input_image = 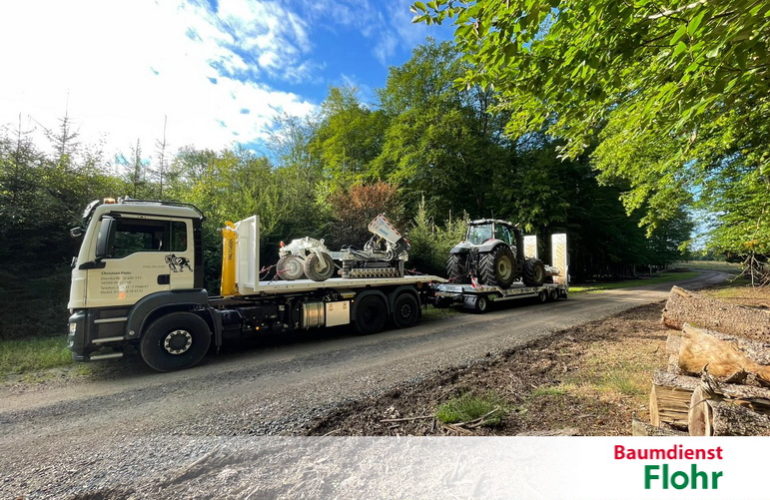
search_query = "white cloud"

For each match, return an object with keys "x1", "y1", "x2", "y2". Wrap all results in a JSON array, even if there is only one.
[{"x1": 0, "y1": 0, "x2": 317, "y2": 161}]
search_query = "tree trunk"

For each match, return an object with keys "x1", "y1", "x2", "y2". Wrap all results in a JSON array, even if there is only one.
[
  {"x1": 674, "y1": 324, "x2": 770, "y2": 384},
  {"x1": 632, "y1": 418, "x2": 687, "y2": 436},
  {"x1": 689, "y1": 385, "x2": 770, "y2": 436},
  {"x1": 661, "y1": 286, "x2": 770, "y2": 342}
]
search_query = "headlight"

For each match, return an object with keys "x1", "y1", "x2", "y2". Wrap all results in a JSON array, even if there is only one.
[{"x1": 69, "y1": 322, "x2": 78, "y2": 334}]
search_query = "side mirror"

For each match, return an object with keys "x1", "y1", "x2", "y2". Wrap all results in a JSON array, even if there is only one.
[
  {"x1": 70, "y1": 226, "x2": 83, "y2": 238},
  {"x1": 95, "y1": 216, "x2": 115, "y2": 260}
]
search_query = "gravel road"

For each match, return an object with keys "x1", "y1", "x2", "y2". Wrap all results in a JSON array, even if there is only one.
[{"x1": 0, "y1": 271, "x2": 728, "y2": 498}]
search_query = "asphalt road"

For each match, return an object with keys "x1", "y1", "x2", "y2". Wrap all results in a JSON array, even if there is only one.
[{"x1": 0, "y1": 271, "x2": 728, "y2": 498}]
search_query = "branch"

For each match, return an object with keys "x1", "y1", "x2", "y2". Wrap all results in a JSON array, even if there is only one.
[{"x1": 646, "y1": 0, "x2": 707, "y2": 20}]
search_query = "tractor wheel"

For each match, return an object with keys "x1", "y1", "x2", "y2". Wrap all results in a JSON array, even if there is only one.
[
  {"x1": 479, "y1": 245, "x2": 515, "y2": 288},
  {"x1": 523, "y1": 258, "x2": 546, "y2": 286},
  {"x1": 276, "y1": 255, "x2": 305, "y2": 280},
  {"x1": 446, "y1": 254, "x2": 469, "y2": 283},
  {"x1": 303, "y1": 252, "x2": 335, "y2": 281}
]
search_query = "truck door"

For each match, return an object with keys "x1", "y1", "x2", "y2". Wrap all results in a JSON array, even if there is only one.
[{"x1": 86, "y1": 215, "x2": 194, "y2": 308}]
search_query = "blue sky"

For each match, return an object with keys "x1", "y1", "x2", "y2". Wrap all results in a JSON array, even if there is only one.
[{"x1": 0, "y1": 0, "x2": 452, "y2": 159}]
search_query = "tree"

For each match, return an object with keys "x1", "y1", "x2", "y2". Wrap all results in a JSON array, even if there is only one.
[
  {"x1": 415, "y1": 0, "x2": 768, "y2": 257},
  {"x1": 309, "y1": 87, "x2": 388, "y2": 186},
  {"x1": 326, "y1": 181, "x2": 402, "y2": 248},
  {"x1": 374, "y1": 40, "x2": 507, "y2": 218}
]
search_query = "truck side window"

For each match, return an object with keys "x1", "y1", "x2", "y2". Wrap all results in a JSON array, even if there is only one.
[{"x1": 108, "y1": 219, "x2": 187, "y2": 258}]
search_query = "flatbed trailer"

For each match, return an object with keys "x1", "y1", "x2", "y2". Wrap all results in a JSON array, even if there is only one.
[
  {"x1": 431, "y1": 281, "x2": 567, "y2": 313},
  {"x1": 431, "y1": 233, "x2": 569, "y2": 313},
  {"x1": 66, "y1": 200, "x2": 444, "y2": 371}
]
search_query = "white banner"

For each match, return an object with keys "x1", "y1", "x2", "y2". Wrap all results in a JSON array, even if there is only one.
[{"x1": 123, "y1": 436, "x2": 766, "y2": 499}]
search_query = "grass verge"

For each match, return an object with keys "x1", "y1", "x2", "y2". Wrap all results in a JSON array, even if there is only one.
[
  {"x1": 435, "y1": 392, "x2": 508, "y2": 426},
  {"x1": 570, "y1": 271, "x2": 700, "y2": 293},
  {"x1": 0, "y1": 336, "x2": 73, "y2": 378}
]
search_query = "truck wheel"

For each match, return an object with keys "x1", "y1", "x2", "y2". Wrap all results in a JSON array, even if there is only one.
[
  {"x1": 446, "y1": 254, "x2": 469, "y2": 283},
  {"x1": 140, "y1": 312, "x2": 211, "y2": 372},
  {"x1": 277, "y1": 255, "x2": 305, "y2": 280},
  {"x1": 304, "y1": 252, "x2": 335, "y2": 281},
  {"x1": 354, "y1": 294, "x2": 388, "y2": 335},
  {"x1": 479, "y1": 246, "x2": 515, "y2": 288},
  {"x1": 392, "y1": 292, "x2": 420, "y2": 328},
  {"x1": 523, "y1": 258, "x2": 546, "y2": 286}
]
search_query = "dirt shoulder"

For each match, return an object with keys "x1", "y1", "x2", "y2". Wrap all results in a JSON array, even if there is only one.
[{"x1": 306, "y1": 283, "x2": 770, "y2": 436}]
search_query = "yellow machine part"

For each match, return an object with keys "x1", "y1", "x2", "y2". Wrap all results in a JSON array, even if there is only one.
[{"x1": 220, "y1": 221, "x2": 238, "y2": 296}]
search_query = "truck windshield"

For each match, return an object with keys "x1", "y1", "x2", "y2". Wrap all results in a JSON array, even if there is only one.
[{"x1": 467, "y1": 224, "x2": 493, "y2": 245}]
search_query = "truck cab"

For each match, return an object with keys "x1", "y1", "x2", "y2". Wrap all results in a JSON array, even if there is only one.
[{"x1": 68, "y1": 199, "x2": 206, "y2": 365}]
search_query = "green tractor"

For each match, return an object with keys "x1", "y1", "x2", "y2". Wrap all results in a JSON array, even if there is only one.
[{"x1": 447, "y1": 219, "x2": 545, "y2": 288}]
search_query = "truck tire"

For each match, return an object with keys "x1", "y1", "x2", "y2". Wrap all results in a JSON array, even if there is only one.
[
  {"x1": 139, "y1": 312, "x2": 211, "y2": 372},
  {"x1": 446, "y1": 254, "x2": 469, "y2": 283},
  {"x1": 354, "y1": 294, "x2": 388, "y2": 335},
  {"x1": 479, "y1": 245, "x2": 515, "y2": 288},
  {"x1": 303, "y1": 252, "x2": 335, "y2": 281},
  {"x1": 392, "y1": 292, "x2": 420, "y2": 328},
  {"x1": 277, "y1": 255, "x2": 305, "y2": 280},
  {"x1": 523, "y1": 258, "x2": 546, "y2": 286}
]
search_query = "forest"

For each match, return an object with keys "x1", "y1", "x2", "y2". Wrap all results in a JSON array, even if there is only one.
[{"x1": 2, "y1": 40, "x2": 696, "y2": 340}]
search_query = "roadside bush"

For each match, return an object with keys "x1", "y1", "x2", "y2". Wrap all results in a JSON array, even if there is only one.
[{"x1": 407, "y1": 198, "x2": 467, "y2": 276}]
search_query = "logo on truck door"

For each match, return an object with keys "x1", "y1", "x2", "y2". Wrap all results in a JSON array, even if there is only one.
[{"x1": 166, "y1": 254, "x2": 192, "y2": 272}]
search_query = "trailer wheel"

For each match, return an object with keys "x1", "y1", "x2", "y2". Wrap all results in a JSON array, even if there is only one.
[
  {"x1": 140, "y1": 312, "x2": 211, "y2": 372},
  {"x1": 354, "y1": 294, "x2": 388, "y2": 335},
  {"x1": 303, "y1": 252, "x2": 335, "y2": 281},
  {"x1": 474, "y1": 295, "x2": 489, "y2": 313},
  {"x1": 538, "y1": 290, "x2": 548, "y2": 303},
  {"x1": 392, "y1": 292, "x2": 420, "y2": 328},
  {"x1": 549, "y1": 288, "x2": 559, "y2": 301}
]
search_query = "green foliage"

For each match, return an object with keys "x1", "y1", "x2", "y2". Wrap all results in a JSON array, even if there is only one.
[
  {"x1": 435, "y1": 391, "x2": 508, "y2": 426},
  {"x1": 407, "y1": 197, "x2": 467, "y2": 275},
  {"x1": 309, "y1": 87, "x2": 388, "y2": 186},
  {"x1": 415, "y1": 0, "x2": 770, "y2": 257}
]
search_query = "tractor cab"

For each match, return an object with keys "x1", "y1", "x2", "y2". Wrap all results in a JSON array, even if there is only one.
[
  {"x1": 465, "y1": 220, "x2": 519, "y2": 246},
  {"x1": 448, "y1": 218, "x2": 543, "y2": 288}
]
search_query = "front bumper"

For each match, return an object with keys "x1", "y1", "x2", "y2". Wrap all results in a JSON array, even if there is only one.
[{"x1": 67, "y1": 310, "x2": 88, "y2": 360}]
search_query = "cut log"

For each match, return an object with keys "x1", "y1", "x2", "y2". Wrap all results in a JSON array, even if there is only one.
[
  {"x1": 675, "y1": 323, "x2": 770, "y2": 384},
  {"x1": 632, "y1": 418, "x2": 687, "y2": 436},
  {"x1": 687, "y1": 385, "x2": 713, "y2": 436},
  {"x1": 662, "y1": 286, "x2": 770, "y2": 342},
  {"x1": 651, "y1": 371, "x2": 770, "y2": 430},
  {"x1": 689, "y1": 386, "x2": 770, "y2": 436},
  {"x1": 649, "y1": 372, "x2": 697, "y2": 429}
]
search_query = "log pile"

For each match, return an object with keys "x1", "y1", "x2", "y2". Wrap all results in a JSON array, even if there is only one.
[{"x1": 638, "y1": 286, "x2": 770, "y2": 436}]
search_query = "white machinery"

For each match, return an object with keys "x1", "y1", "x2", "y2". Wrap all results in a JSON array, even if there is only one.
[{"x1": 276, "y1": 214, "x2": 410, "y2": 281}]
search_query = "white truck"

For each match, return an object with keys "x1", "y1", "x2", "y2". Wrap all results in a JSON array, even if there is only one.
[{"x1": 67, "y1": 198, "x2": 444, "y2": 371}]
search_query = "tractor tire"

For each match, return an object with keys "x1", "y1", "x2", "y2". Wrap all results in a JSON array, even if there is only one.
[
  {"x1": 276, "y1": 255, "x2": 305, "y2": 280},
  {"x1": 303, "y1": 252, "x2": 335, "y2": 281},
  {"x1": 523, "y1": 258, "x2": 546, "y2": 286},
  {"x1": 446, "y1": 254, "x2": 469, "y2": 283},
  {"x1": 478, "y1": 245, "x2": 515, "y2": 288}
]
